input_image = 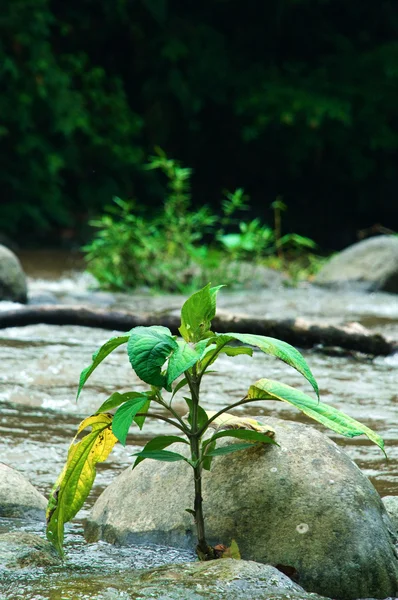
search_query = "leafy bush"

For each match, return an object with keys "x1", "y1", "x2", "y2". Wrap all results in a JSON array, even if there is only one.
[
  {"x1": 46, "y1": 284, "x2": 384, "y2": 559},
  {"x1": 83, "y1": 151, "x2": 318, "y2": 292}
]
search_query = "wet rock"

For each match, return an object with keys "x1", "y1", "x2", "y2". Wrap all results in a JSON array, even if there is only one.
[
  {"x1": 85, "y1": 418, "x2": 398, "y2": 600},
  {"x1": 314, "y1": 235, "x2": 398, "y2": 293},
  {"x1": 28, "y1": 291, "x2": 59, "y2": 305},
  {"x1": 0, "y1": 463, "x2": 47, "y2": 520},
  {"x1": 220, "y1": 261, "x2": 291, "y2": 289},
  {"x1": 382, "y1": 496, "x2": 398, "y2": 533},
  {"x1": 0, "y1": 244, "x2": 28, "y2": 303},
  {"x1": 0, "y1": 559, "x2": 330, "y2": 599},
  {"x1": 0, "y1": 532, "x2": 61, "y2": 568}
]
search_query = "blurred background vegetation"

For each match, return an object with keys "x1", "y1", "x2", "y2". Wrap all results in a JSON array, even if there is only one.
[{"x1": 1, "y1": 0, "x2": 398, "y2": 251}]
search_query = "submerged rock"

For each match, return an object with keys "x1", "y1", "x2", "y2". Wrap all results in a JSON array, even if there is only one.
[
  {"x1": 0, "y1": 558, "x2": 330, "y2": 599},
  {"x1": 0, "y1": 244, "x2": 28, "y2": 303},
  {"x1": 0, "y1": 463, "x2": 47, "y2": 520},
  {"x1": 314, "y1": 235, "x2": 398, "y2": 293},
  {"x1": 0, "y1": 532, "x2": 61, "y2": 568},
  {"x1": 85, "y1": 417, "x2": 398, "y2": 600}
]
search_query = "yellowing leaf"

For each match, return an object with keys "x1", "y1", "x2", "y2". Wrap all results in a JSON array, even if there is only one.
[
  {"x1": 206, "y1": 411, "x2": 275, "y2": 438},
  {"x1": 46, "y1": 413, "x2": 118, "y2": 556},
  {"x1": 222, "y1": 539, "x2": 241, "y2": 559}
]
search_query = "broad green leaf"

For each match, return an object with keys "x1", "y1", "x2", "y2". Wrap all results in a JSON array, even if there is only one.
[
  {"x1": 46, "y1": 413, "x2": 117, "y2": 556},
  {"x1": 248, "y1": 378, "x2": 385, "y2": 454},
  {"x1": 95, "y1": 391, "x2": 152, "y2": 415},
  {"x1": 77, "y1": 335, "x2": 129, "y2": 400},
  {"x1": 112, "y1": 396, "x2": 151, "y2": 445},
  {"x1": 131, "y1": 449, "x2": 189, "y2": 463},
  {"x1": 205, "y1": 442, "x2": 257, "y2": 457},
  {"x1": 204, "y1": 429, "x2": 277, "y2": 447},
  {"x1": 184, "y1": 396, "x2": 209, "y2": 431},
  {"x1": 218, "y1": 333, "x2": 319, "y2": 398},
  {"x1": 127, "y1": 326, "x2": 178, "y2": 390},
  {"x1": 133, "y1": 435, "x2": 189, "y2": 469},
  {"x1": 179, "y1": 284, "x2": 223, "y2": 343},
  {"x1": 166, "y1": 341, "x2": 201, "y2": 386}
]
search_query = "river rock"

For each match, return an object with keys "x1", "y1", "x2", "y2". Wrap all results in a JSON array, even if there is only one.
[
  {"x1": 383, "y1": 496, "x2": 398, "y2": 533},
  {"x1": 0, "y1": 463, "x2": 47, "y2": 520},
  {"x1": 314, "y1": 235, "x2": 398, "y2": 293},
  {"x1": 0, "y1": 559, "x2": 330, "y2": 599},
  {"x1": 0, "y1": 532, "x2": 61, "y2": 568},
  {"x1": 85, "y1": 417, "x2": 398, "y2": 600},
  {"x1": 0, "y1": 244, "x2": 28, "y2": 303}
]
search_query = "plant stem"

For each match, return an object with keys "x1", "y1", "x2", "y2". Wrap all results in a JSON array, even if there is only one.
[{"x1": 186, "y1": 370, "x2": 215, "y2": 560}]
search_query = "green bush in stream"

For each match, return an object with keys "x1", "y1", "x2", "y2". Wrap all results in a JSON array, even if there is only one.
[
  {"x1": 83, "y1": 150, "x2": 318, "y2": 292},
  {"x1": 46, "y1": 284, "x2": 385, "y2": 560}
]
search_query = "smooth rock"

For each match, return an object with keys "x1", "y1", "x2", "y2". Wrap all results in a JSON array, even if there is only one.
[
  {"x1": 85, "y1": 418, "x2": 398, "y2": 600},
  {"x1": 0, "y1": 532, "x2": 60, "y2": 568},
  {"x1": 0, "y1": 244, "x2": 28, "y2": 303},
  {"x1": 383, "y1": 496, "x2": 398, "y2": 533},
  {"x1": 0, "y1": 559, "x2": 330, "y2": 599},
  {"x1": 0, "y1": 463, "x2": 47, "y2": 520},
  {"x1": 314, "y1": 235, "x2": 398, "y2": 293}
]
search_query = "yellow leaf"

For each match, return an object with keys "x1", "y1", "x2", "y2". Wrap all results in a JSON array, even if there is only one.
[
  {"x1": 46, "y1": 413, "x2": 118, "y2": 556},
  {"x1": 221, "y1": 539, "x2": 241, "y2": 559},
  {"x1": 206, "y1": 411, "x2": 275, "y2": 438}
]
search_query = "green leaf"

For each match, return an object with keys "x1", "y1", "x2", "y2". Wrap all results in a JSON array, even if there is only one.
[
  {"x1": 202, "y1": 439, "x2": 216, "y2": 471},
  {"x1": 77, "y1": 335, "x2": 129, "y2": 400},
  {"x1": 248, "y1": 378, "x2": 385, "y2": 454},
  {"x1": 166, "y1": 340, "x2": 201, "y2": 386},
  {"x1": 112, "y1": 396, "x2": 152, "y2": 445},
  {"x1": 184, "y1": 396, "x2": 209, "y2": 431},
  {"x1": 95, "y1": 391, "x2": 152, "y2": 415},
  {"x1": 46, "y1": 414, "x2": 117, "y2": 556},
  {"x1": 171, "y1": 377, "x2": 188, "y2": 399},
  {"x1": 205, "y1": 442, "x2": 257, "y2": 457},
  {"x1": 205, "y1": 429, "x2": 277, "y2": 446},
  {"x1": 179, "y1": 283, "x2": 223, "y2": 343},
  {"x1": 131, "y1": 449, "x2": 189, "y2": 463},
  {"x1": 134, "y1": 397, "x2": 151, "y2": 430},
  {"x1": 200, "y1": 339, "x2": 253, "y2": 371},
  {"x1": 127, "y1": 326, "x2": 178, "y2": 390},
  {"x1": 217, "y1": 333, "x2": 319, "y2": 398},
  {"x1": 133, "y1": 435, "x2": 189, "y2": 469}
]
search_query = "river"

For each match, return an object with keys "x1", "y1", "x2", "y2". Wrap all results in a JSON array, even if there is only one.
[{"x1": 1, "y1": 251, "x2": 398, "y2": 598}]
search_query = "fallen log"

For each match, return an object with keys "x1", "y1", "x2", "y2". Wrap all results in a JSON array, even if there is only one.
[{"x1": 0, "y1": 305, "x2": 395, "y2": 356}]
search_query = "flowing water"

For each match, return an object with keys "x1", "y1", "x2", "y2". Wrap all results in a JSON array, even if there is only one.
[{"x1": 1, "y1": 251, "x2": 398, "y2": 598}]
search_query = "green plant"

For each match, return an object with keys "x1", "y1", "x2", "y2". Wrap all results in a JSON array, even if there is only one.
[
  {"x1": 46, "y1": 284, "x2": 384, "y2": 560},
  {"x1": 83, "y1": 150, "x2": 218, "y2": 292},
  {"x1": 84, "y1": 151, "x2": 320, "y2": 292}
]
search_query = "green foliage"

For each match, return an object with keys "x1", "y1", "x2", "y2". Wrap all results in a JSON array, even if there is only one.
[
  {"x1": 0, "y1": 0, "x2": 142, "y2": 236},
  {"x1": 83, "y1": 153, "x2": 318, "y2": 292},
  {"x1": 1, "y1": 1, "x2": 398, "y2": 242},
  {"x1": 47, "y1": 284, "x2": 385, "y2": 559}
]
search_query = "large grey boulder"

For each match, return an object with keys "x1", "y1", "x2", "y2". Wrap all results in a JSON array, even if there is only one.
[
  {"x1": 314, "y1": 235, "x2": 398, "y2": 293},
  {"x1": 0, "y1": 463, "x2": 47, "y2": 520},
  {"x1": 0, "y1": 244, "x2": 27, "y2": 302},
  {"x1": 85, "y1": 418, "x2": 398, "y2": 600}
]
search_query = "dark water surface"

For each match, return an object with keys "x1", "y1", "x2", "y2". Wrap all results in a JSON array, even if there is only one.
[{"x1": 1, "y1": 253, "x2": 397, "y2": 598}]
